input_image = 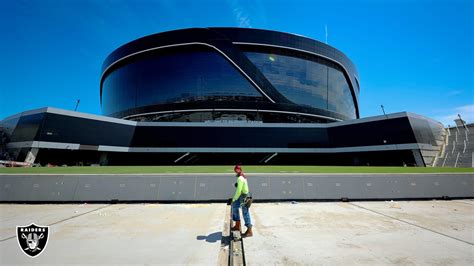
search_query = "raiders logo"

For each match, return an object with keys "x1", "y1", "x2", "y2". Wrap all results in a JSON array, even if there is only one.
[{"x1": 16, "y1": 223, "x2": 50, "y2": 258}]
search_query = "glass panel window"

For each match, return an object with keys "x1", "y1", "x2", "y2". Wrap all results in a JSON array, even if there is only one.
[
  {"x1": 245, "y1": 51, "x2": 356, "y2": 119},
  {"x1": 102, "y1": 47, "x2": 264, "y2": 116},
  {"x1": 328, "y1": 67, "x2": 356, "y2": 119},
  {"x1": 102, "y1": 65, "x2": 138, "y2": 115},
  {"x1": 245, "y1": 52, "x2": 328, "y2": 110}
]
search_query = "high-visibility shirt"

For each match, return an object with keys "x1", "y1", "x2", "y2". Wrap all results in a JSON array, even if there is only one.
[{"x1": 232, "y1": 175, "x2": 249, "y2": 202}]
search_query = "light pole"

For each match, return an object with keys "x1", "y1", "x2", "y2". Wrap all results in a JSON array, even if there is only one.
[
  {"x1": 381, "y1": 105, "x2": 388, "y2": 119},
  {"x1": 74, "y1": 99, "x2": 80, "y2": 112},
  {"x1": 458, "y1": 113, "x2": 469, "y2": 132},
  {"x1": 381, "y1": 105, "x2": 389, "y2": 145}
]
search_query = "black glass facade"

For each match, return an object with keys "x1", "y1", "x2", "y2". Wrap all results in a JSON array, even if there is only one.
[
  {"x1": 102, "y1": 46, "x2": 265, "y2": 116},
  {"x1": 328, "y1": 67, "x2": 356, "y2": 118},
  {"x1": 4, "y1": 111, "x2": 423, "y2": 149},
  {"x1": 1, "y1": 109, "x2": 443, "y2": 167},
  {"x1": 245, "y1": 52, "x2": 356, "y2": 119},
  {"x1": 9, "y1": 113, "x2": 44, "y2": 143},
  {"x1": 129, "y1": 110, "x2": 329, "y2": 123},
  {"x1": 101, "y1": 28, "x2": 360, "y2": 122}
]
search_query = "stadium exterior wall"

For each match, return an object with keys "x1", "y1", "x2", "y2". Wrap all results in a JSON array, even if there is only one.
[
  {"x1": 2, "y1": 107, "x2": 444, "y2": 166},
  {"x1": 100, "y1": 28, "x2": 360, "y2": 122}
]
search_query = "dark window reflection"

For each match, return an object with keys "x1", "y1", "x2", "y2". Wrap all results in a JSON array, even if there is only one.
[
  {"x1": 245, "y1": 52, "x2": 328, "y2": 110},
  {"x1": 245, "y1": 51, "x2": 356, "y2": 119},
  {"x1": 102, "y1": 46, "x2": 264, "y2": 115},
  {"x1": 130, "y1": 110, "x2": 329, "y2": 123},
  {"x1": 328, "y1": 67, "x2": 356, "y2": 119}
]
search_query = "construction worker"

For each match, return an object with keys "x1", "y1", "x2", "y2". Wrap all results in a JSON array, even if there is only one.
[{"x1": 230, "y1": 164, "x2": 253, "y2": 238}]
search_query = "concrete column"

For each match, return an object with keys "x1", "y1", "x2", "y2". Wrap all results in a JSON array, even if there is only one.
[
  {"x1": 24, "y1": 148, "x2": 39, "y2": 164},
  {"x1": 99, "y1": 152, "x2": 109, "y2": 166},
  {"x1": 412, "y1": 149, "x2": 425, "y2": 167}
]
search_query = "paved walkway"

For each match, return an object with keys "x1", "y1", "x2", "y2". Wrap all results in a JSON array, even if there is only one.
[
  {"x1": 0, "y1": 203, "x2": 225, "y2": 265},
  {"x1": 0, "y1": 200, "x2": 473, "y2": 265},
  {"x1": 245, "y1": 200, "x2": 474, "y2": 265}
]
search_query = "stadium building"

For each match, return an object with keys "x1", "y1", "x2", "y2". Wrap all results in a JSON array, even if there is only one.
[{"x1": 0, "y1": 28, "x2": 447, "y2": 166}]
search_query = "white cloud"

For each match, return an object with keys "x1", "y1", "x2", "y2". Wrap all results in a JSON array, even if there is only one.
[
  {"x1": 445, "y1": 90, "x2": 463, "y2": 96},
  {"x1": 435, "y1": 104, "x2": 474, "y2": 127},
  {"x1": 227, "y1": 0, "x2": 252, "y2": 28}
]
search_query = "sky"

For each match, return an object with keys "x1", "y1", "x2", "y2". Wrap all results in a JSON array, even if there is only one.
[{"x1": 0, "y1": 0, "x2": 473, "y2": 126}]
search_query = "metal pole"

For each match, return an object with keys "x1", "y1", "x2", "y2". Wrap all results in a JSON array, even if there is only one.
[
  {"x1": 74, "y1": 99, "x2": 80, "y2": 112},
  {"x1": 381, "y1": 105, "x2": 388, "y2": 119},
  {"x1": 458, "y1": 114, "x2": 469, "y2": 132}
]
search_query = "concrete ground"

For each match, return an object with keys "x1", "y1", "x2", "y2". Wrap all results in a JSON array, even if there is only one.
[
  {"x1": 0, "y1": 200, "x2": 473, "y2": 265},
  {"x1": 246, "y1": 200, "x2": 474, "y2": 265},
  {"x1": 0, "y1": 203, "x2": 226, "y2": 265}
]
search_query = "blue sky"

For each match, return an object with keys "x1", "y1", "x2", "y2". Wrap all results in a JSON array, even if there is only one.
[{"x1": 1, "y1": 0, "x2": 473, "y2": 125}]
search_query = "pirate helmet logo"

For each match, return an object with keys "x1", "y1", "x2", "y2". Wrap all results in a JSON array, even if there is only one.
[{"x1": 16, "y1": 223, "x2": 49, "y2": 258}]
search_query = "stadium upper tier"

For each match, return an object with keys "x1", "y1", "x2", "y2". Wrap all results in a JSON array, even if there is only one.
[{"x1": 100, "y1": 28, "x2": 360, "y2": 123}]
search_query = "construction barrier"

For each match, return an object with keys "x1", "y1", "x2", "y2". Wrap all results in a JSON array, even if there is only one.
[{"x1": 0, "y1": 173, "x2": 472, "y2": 202}]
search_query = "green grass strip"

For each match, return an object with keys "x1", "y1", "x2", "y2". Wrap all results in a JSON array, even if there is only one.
[{"x1": 0, "y1": 165, "x2": 472, "y2": 174}]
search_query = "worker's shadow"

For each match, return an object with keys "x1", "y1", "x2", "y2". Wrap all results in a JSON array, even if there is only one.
[{"x1": 196, "y1": 232, "x2": 223, "y2": 244}]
